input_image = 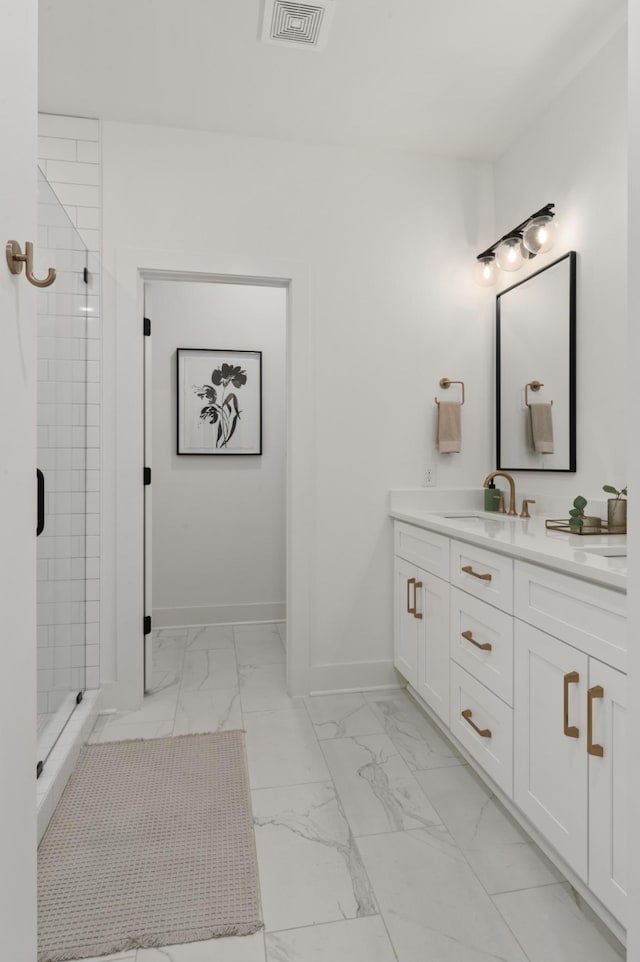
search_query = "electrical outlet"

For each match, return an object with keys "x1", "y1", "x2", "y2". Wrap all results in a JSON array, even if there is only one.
[{"x1": 424, "y1": 465, "x2": 436, "y2": 487}]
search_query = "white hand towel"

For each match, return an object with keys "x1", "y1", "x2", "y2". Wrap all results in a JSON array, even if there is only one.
[
  {"x1": 529, "y1": 402, "x2": 554, "y2": 454},
  {"x1": 437, "y1": 401, "x2": 461, "y2": 453}
]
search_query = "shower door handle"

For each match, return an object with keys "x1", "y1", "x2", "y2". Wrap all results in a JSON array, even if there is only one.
[{"x1": 37, "y1": 469, "x2": 45, "y2": 536}]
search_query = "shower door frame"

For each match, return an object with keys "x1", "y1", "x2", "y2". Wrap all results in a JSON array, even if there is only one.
[{"x1": 105, "y1": 249, "x2": 313, "y2": 710}]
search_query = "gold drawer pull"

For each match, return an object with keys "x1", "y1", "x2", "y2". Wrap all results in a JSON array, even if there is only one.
[
  {"x1": 461, "y1": 565, "x2": 492, "y2": 582},
  {"x1": 413, "y1": 581, "x2": 423, "y2": 620},
  {"x1": 563, "y1": 671, "x2": 580, "y2": 738},
  {"x1": 461, "y1": 708, "x2": 492, "y2": 738},
  {"x1": 587, "y1": 685, "x2": 604, "y2": 757},
  {"x1": 461, "y1": 630, "x2": 492, "y2": 651},
  {"x1": 407, "y1": 577, "x2": 416, "y2": 615}
]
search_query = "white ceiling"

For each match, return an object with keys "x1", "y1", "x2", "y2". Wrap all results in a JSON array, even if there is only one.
[{"x1": 38, "y1": 0, "x2": 626, "y2": 160}]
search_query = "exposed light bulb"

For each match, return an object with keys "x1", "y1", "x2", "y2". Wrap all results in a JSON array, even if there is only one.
[
  {"x1": 474, "y1": 254, "x2": 497, "y2": 287},
  {"x1": 522, "y1": 214, "x2": 557, "y2": 255},
  {"x1": 495, "y1": 236, "x2": 524, "y2": 272}
]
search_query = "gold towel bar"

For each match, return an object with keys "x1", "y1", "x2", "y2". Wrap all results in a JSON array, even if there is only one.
[
  {"x1": 525, "y1": 380, "x2": 553, "y2": 407},
  {"x1": 435, "y1": 377, "x2": 465, "y2": 405}
]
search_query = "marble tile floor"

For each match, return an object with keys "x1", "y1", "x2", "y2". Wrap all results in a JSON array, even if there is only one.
[{"x1": 77, "y1": 622, "x2": 624, "y2": 962}]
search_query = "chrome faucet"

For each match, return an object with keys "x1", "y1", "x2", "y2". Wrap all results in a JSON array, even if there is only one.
[{"x1": 483, "y1": 471, "x2": 517, "y2": 517}]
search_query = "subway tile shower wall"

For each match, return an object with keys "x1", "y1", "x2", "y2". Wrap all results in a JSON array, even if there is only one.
[{"x1": 37, "y1": 114, "x2": 101, "y2": 702}]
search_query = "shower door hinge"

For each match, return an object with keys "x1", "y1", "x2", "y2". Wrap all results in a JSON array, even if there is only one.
[
  {"x1": 83, "y1": 266, "x2": 89, "y2": 284},
  {"x1": 144, "y1": 316, "x2": 151, "y2": 336},
  {"x1": 76, "y1": 691, "x2": 83, "y2": 705},
  {"x1": 144, "y1": 467, "x2": 152, "y2": 485},
  {"x1": 144, "y1": 615, "x2": 152, "y2": 635},
  {"x1": 36, "y1": 760, "x2": 44, "y2": 779}
]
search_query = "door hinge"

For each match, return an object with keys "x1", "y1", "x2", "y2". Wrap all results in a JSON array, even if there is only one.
[
  {"x1": 36, "y1": 760, "x2": 44, "y2": 779},
  {"x1": 144, "y1": 615, "x2": 152, "y2": 635},
  {"x1": 83, "y1": 266, "x2": 89, "y2": 285},
  {"x1": 144, "y1": 467, "x2": 151, "y2": 485},
  {"x1": 76, "y1": 691, "x2": 83, "y2": 705},
  {"x1": 144, "y1": 316, "x2": 151, "y2": 336}
]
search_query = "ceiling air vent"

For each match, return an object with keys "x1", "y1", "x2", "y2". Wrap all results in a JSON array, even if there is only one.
[{"x1": 261, "y1": 0, "x2": 336, "y2": 51}]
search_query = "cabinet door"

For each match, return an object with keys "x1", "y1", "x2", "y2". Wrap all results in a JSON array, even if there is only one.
[
  {"x1": 514, "y1": 621, "x2": 589, "y2": 880},
  {"x1": 588, "y1": 660, "x2": 627, "y2": 924},
  {"x1": 394, "y1": 556, "x2": 420, "y2": 687},
  {"x1": 415, "y1": 572, "x2": 450, "y2": 725}
]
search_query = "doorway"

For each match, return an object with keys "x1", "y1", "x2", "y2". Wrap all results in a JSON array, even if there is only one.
[
  {"x1": 110, "y1": 252, "x2": 312, "y2": 711},
  {"x1": 142, "y1": 278, "x2": 287, "y2": 691}
]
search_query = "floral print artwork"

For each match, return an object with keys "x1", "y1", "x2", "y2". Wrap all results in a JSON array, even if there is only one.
[{"x1": 193, "y1": 363, "x2": 248, "y2": 448}]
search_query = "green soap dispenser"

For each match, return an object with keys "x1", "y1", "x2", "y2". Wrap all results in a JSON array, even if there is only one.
[{"x1": 484, "y1": 480, "x2": 501, "y2": 512}]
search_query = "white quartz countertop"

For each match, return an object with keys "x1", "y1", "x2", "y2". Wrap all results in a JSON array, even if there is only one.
[{"x1": 390, "y1": 489, "x2": 627, "y2": 592}]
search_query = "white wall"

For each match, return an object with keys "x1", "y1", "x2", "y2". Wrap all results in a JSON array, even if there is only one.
[
  {"x1": 493, "y1": 27, "x2": 627, "y2": 506},
  {"x1": 103, "y1": 126, "x2": 494, "y2": 689},
  {"x1": 0, "y1": 0, "x2": 37, "y2": 956},
  {"x1": 150, "y1": 280, "x2": 286, "y2": 626}
]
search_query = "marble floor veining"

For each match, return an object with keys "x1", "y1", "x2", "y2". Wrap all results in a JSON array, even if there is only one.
[{"x1": 76, "y1": 622, "x2": 624, "y2": 962}]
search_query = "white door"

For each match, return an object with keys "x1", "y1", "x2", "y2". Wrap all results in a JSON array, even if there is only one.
[
  {"x1": 415, "y1": 572, "x2": 450, "y2": 725},
  {"x1": 588, "y1": 659, "x2": 627, "y2": 924},
  {"x1": 0, "y1": 1, "x2": 38, "y2": 956},
  {"x1": 514, "y1": 620, "x2": 589, "y2": 880},
  {"x1": 143, "y1": 284, "x2": 153, "y2": 690},
  {"x1": 394, "y1": 556, "x2": 420, "y2": 687}
]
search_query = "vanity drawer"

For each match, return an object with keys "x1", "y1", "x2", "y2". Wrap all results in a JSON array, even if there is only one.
[
  {"x1": 450, "y1": 587, "x2": 514, "y2": 705},
  {"x1": 514, "y1": 561, "x2": 627, "y2": 672},
  {"x1": 450, "y1": 540, "x2": 514, "y2": 613},
  {"x1": 450, "y1": 662, "x2": 513, "y2": 797},
  {"x1": 394, "y1": 521, "x2": 450, "y2": 580}
]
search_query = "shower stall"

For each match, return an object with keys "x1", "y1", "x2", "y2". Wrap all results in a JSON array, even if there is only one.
[{"x1": 36, "y1": 168, "x2": 91, "y2": 775}]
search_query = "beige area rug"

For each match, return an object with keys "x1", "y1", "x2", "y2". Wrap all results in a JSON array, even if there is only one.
[{"x1": 38, "y1": 731, "x2": 263, "y2": 962}]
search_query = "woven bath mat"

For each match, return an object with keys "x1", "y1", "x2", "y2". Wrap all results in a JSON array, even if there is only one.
[{"x1": 38, "y1": 731, "x2": 262, "y2": 962}]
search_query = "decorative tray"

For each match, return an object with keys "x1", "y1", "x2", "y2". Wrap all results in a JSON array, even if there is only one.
[{"x1": 545, "y1": 519, "x2": 626, "y2": 536}]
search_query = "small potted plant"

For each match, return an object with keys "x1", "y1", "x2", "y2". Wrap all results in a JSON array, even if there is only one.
[
  {"x1": 568, "y1": 496, "x2": 601, "y2": 533},
  {"x1": 602, "y1": 484, "x2": 627, "y2": 533}
]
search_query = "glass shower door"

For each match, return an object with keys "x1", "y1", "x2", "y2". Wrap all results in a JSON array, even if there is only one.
[{"x1": 36, "y1": 169, "x2": 89, "y2": 773}]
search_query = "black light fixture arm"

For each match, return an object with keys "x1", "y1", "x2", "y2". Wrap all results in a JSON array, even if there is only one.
[{"x1": 476, "y1": 203, "x2": 555, "y2": 261}]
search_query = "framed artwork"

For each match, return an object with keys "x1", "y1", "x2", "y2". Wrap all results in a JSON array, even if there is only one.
[{"x1": 177, "y1": 348, "x2": 262, "y2": 455}]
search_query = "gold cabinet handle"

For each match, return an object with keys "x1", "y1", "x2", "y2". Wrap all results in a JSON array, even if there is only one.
[
  {"x1": 413, "y1": 581, "x2": 423, "y2": 619},
  {"x1": 563, "y1": 671, "x2": 580, "y2": 738},
  {"x1": 461, "y1": 565, "x2": 492, "y2": 582},
  {"x1": 587, "y1": 685, "x2": 604, "y2": 757},
  {"x1": 461, "y1": 708, "x2": 492, "y2": 738},
  {"x1": 461, "y1": 630, "x2": 492, "y2": 651},
  {"x1": 406, "y1": 577, "x2": 416, "y2": 615}
]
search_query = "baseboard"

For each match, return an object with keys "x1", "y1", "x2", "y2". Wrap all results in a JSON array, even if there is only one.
[
  {"x1": 37, "y1": 689, "x2": 101, "y2": 845},
  {"x1": 153, "y1": 602, "x2": 286, "y2": 628},
  {"x1": 309, "y1": 659, "x2": 403, "y2": 695}
]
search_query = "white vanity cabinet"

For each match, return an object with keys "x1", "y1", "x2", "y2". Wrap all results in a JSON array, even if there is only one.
[
  {"x1": 513, "y1": 562, "x2": 628, "y2": 925},
  {"x1": 392, "y1": 516, "x2": 628, "y2": 930},
  {"x1": 447, "y1": 540, "x2": 515, "y2": 795},
  {"x1": 393, "y1": 523, "x2": 450, "y2": 725}
]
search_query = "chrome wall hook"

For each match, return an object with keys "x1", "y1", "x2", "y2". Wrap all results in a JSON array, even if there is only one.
[{"x1": 6, "y1": 240, "x2": 56, "y2": 288}]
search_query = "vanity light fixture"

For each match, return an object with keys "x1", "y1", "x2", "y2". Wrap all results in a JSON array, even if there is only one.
[
  {"x1": 475, "y1": 203, "x2": 556, "y2": 286},
  {"x1": 474, "y1": 254, "x2": 497, "y2": 287},
  {"x1": 495, "y1": 235, "x2": 524, "y2": 272}
]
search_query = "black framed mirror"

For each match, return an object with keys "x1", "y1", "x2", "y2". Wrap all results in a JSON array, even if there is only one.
[{"x1": 496, "y1": 251, "x2": 576, "y2": 472}]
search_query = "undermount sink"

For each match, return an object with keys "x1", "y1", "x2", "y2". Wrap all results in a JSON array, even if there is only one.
[
  {"x1": 440, "y1": 512, "x2": 508, "y2": 522},
  {"x1": 580, "y1": 545, "x2": 628, "y2": 558}
]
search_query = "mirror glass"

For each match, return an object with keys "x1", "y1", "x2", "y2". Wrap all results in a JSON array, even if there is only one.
[{"x1": 496, "y1": 251, "x2": 576, "y2": 471}]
